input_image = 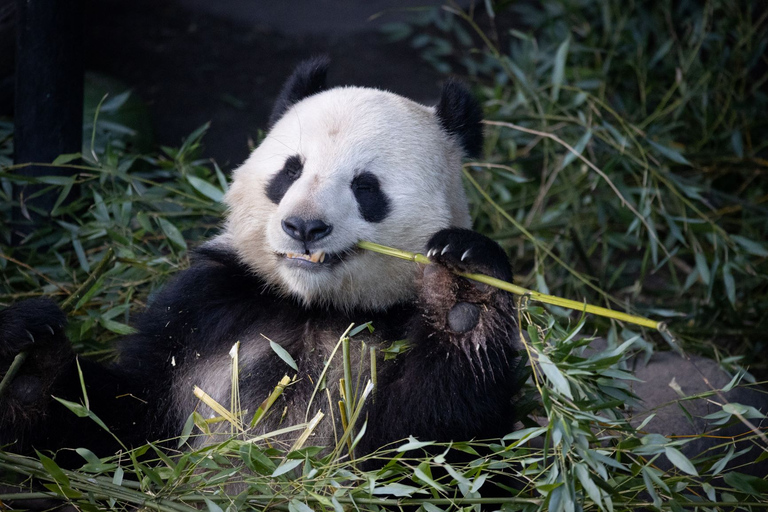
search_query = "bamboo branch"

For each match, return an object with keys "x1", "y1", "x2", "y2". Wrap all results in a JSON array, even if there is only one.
[{"x1": 357, "y1": 240, "x2": 662, "y2": 330}]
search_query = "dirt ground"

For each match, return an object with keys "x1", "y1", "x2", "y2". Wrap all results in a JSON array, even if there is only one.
[{"x1": 81, "y1": 0, "x2": 448, "y2": 169}]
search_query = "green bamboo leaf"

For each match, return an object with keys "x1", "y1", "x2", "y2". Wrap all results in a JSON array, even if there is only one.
[
  {"x1": 723, "y1": 264, "x2": 736, "y2": 305},
  {"x1": 52, "y1": 396, "x2": 89, "y2": 417},
  {"x1": 101, "y1": 91, "x2": 131, "y2": 112},
  {"x1": 271, "y1": 458, "x2": 302, "y2": 477},
  {"x1": 113, "y1": 466, "x2": 124, "y2": 486},
  {"x1": 187, "y1": 175, "x2": 224, "y2": 202},
  {"x1": 158, "y1": 217, "x2": 187, "y2": 250},
  {"x1": 732, "y1": 235, "x2": 768, "y2": 257},
  {"x1": 72, "y1": 238, "x2": 90, "y2": 272},
  {"x1": 694, "y1": 253, "x2": 710, "y2": 285},
  {"x1": 37, "y1": 452, "x2": 71, "y2": 487},
  {"x1": 269, "y1": 340, "x2": 298, "y2": 371},
  {"x1": 397, "y1": 436, "x2": 435, "y2": 452},
  {"x1": 204, "y1": 498, "x2": 224, "y2": 512},
  {"x1": 75, "y1": 448, "x2": 101, "y2": 466},
  {"x1": 288, "y1": 500, "x2": 314, "y2": 512},
  {"x1": 37, "y1": 175, "x2": 75, "y2": 185},
  {"x1": 179, "y1": 122, "x2": 210, "y2": 155},
  {"x1": 537, "y1": 352, "x2": 573, "y2": 399},
  {"x1": 100, "y1": 319, "x2": 137, "y2": 335},
  {"x1": 665, "y1": 446, "x2": 698, "y2": 476},
  {"x1": 551, "y1": 37, "x2": 570, "y2": 102},
  {"x1": 92, "y1": 191, "x2": 110, "y2": 223},
  {"x1": 51, "y1": 181, "x2": 74, "y2": 216},
  {"x1": 414, "y1": 464, "x2": 444, "y2": 492},
  {"x1": 649, "y1": 39, "x2": 673, "y2": 68},
  {"x1": 214, "y1": 161, "x2": 229, "y2": 192},
  {"x1": 371, "y1": 483, "x2": 425, "y2": 497},
  {"x1": 178, "y1": 413, "x2": 195, "y2": 448},
  {"x1": 731, "y1": 130, "x2": 744, "y2": 158},
  {"x1": 443, "y1": 463, "x2": 471, "y2": 487},
  {"x1": 349, "y1": 322, "x2": 373, "y2": 336},
  {"x1": 710, "y1": 445, "x2": 735, "y2": 476},
  {"x1": 723, "y1": 471, "x2": 768, "y2": 495},
  {"x1": 350, "y1": 419, "x2": 368, "y2": 451},
  {"x1": 52, "y1": 153, "x2": 81, "y2": 165},
  {"x1": 560, "y1": 129, "x2": 592, "y2": 169},
  {"x1": 574, "y1": 463, "x2": 602, "y2": 509},
  {"x1": 647, "y1": 139, "x2": 691, "y2": 165},
  {"x1": 641, "y1": 468, "x2": 662, "y2": 509},
  {"x1": 470, "y1": 473, "x2": 487, "y2": 493}
]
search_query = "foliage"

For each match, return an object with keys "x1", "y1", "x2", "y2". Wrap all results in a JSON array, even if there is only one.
[
  {"x1": 385, "y1": 0, "x2": 768, "y2": 370},
  {"x1": 2, "y1": 0, "x2": 768, "y2": 510},
  {"x1": 1, "y1": 106, "x2": 224, "y2": 352}
]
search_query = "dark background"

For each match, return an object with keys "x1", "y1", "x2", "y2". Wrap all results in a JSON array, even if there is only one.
[{"x1": 1, "y1": 0, "x2": 464, "y2": 169}]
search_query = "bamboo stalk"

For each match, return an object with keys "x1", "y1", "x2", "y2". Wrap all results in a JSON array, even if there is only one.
[
  {"x1": 356, "y1": 240, "x2": 662, "y2": 330},
  {"x1": 0, "y1": 352, "x2": 27, "y2": 398}
]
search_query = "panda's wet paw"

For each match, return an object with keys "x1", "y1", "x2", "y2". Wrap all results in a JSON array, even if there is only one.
[
  {"x1": 420, "y1": 229, "x2": 513, "y2": 334},
  {"x1": 447, "y1": 302, "x2": 480, "y2": 332},
  {"x1": 426, "y1": 228, "x2": 512, "y2": 282},
  {"x1": 0, "y1": 298, "x2": 68, "y2": 359}
]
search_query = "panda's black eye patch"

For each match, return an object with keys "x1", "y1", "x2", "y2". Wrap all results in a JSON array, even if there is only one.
[
  {"x1": 352, "y1": 172, "x2": 390, "y2": 223},
  {"x1": 266, "y1": 155, "x2": 303, "y2": 204}
]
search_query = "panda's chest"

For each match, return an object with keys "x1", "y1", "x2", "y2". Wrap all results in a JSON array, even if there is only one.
[{"x1": 170, "y1": 320, "x2": 372, "y2": 442}]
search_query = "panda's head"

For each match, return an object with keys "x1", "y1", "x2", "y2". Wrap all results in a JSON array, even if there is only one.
[{"x1": 224, "y1": 57, "x2": 483, "y2": 310}]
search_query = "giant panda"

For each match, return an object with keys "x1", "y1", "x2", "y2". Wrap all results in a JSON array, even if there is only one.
[{"x1": 0, "y1": 57, "x2": 521, "y2": 462}]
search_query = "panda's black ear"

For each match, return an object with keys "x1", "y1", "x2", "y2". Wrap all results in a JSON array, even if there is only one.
[
  {"x1": 435, "y1": 79, "x2": 484, "y2": 158},
  {"x1": 268, "y1": 56, "x2": 330, "y2": 128}
]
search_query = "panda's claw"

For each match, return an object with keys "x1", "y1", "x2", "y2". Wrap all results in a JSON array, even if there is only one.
[
  {"x1": 46, "y1": 324, "x2": 55, "y2": 335},
  {"x1": 26, "y1": 330, "x2": 35, "y2": 343},
  {"x1": 425, "y1": 228, "x2": 513, "y2": 282}
]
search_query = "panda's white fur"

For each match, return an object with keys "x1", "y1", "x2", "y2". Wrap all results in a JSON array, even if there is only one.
[{"x1": 224, "y1": 86, "x2": 471, "y2": 310}]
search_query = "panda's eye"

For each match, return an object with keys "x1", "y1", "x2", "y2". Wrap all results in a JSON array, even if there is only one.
[
  {"x1": 351, "y1": 173, "x2": 379, "y2": 192},
  {"x1": 265, "y1": 155, "x2": 304, "y2": 205},
  {"x1": 283, "y1": 155, "x2": 303, "y2": 179},
  {"x1": 351, "y1": 172, "x2": 390, "y2": 223}
]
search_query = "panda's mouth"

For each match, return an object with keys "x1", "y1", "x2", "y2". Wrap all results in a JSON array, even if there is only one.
[{"x1": 281, "y1": 250, "x2": 346, "y2": 268}]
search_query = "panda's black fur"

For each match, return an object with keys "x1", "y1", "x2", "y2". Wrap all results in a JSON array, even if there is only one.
[{"x1": 0, "y1": 60, "x2": 521, "y2": 463}]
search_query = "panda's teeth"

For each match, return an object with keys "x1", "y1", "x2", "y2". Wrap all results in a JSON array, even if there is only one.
[
  {"x1": 286, "y1": 251, "x2": 326, "y2": 263},
  {"x1": 308, "y1": 251, "x2": 326, "y2": 263}
]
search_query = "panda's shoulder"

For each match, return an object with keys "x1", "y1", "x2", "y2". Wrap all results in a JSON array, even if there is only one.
[{"x1": 152, "y1": 234, "x2": 265, "y2": 309}]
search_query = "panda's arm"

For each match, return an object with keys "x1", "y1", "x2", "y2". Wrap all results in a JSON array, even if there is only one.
[
  {"x1": 0, "y1": 298, "x2": 151, "y2": 462},
  {"x1": 361, "y1": 228, "x2": 521, "y2": 452},
  {"x1": 0, "y1": 246, "x2": 267, "y2": 460}
]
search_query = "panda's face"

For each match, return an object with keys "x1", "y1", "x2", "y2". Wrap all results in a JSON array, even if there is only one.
[{"x1": 224, "y1": 87, "x2": 471, "y2": 310}]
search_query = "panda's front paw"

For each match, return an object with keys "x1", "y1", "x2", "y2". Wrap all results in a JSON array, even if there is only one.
[
  {"x1": 0, "y1": 298, "x2": 68, "y2": 359},
  {"x1": 421, "y1": 228, "x2": 512, "y2": 334},
  {"x1": 426, "y1": 228, "x2": 512, "y2": 282}
]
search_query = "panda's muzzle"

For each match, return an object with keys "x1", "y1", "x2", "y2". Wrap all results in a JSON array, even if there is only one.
[
  {"x1": 280, "y1": 216, "x2": 345, "y2": 267},
  {"x1": 282, "y1": 217, "x2": 333, "y2": 243}
]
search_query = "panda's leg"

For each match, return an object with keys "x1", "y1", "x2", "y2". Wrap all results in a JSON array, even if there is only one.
[
  {"x1": 0, "y1": 299, "x2": 150, "y2": 463},
  {"x1": 362, "y1": 228, "x2": 520, "y2": 452}
]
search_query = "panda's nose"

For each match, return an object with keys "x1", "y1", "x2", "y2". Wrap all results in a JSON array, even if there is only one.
[{"x1": 282, "y1": 217, "x2": 333, "y2": 243}]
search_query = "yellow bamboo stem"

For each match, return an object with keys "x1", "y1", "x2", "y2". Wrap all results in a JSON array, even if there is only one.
[{"x1": 356, "y1": 240, "x2": 662, "y2": 331}]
